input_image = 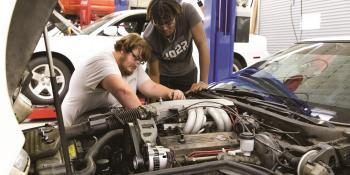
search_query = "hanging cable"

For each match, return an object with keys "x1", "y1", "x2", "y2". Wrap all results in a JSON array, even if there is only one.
[
  {"x1": 290, "y1": 0, "x2": 299, "y2": 42},
  {"x1": 300, "y1": 0, "x2": 303, "y2": 41}
]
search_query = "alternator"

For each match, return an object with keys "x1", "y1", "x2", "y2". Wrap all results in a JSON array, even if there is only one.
[{"x1": 146, "y1": 145, "x2": 170, "y2": 171}]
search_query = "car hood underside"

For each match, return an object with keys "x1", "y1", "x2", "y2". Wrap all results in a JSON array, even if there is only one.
[{"x1": 6, "y1": 0, "x2": 56, "y2": 97}]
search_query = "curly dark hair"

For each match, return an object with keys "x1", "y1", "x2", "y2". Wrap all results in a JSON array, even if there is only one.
[
  {"x1": 147, "y1": 0, "x2": 182, "y2": 24},
  {"x1": 114, "y1": 33, "x2": 151, "y2": 62}
]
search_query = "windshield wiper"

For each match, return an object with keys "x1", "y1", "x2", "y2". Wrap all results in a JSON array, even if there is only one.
[
  {"x1": 244, "y1": 97, "x2": 334, "y2": 127},
  {"x1": 204, "y1": 89, "x2": 333, "y2": 128},
  {"x1": 240, "y1": 73, "x2": 288, "y2": 97},
  {"x1": 211, "y1": 88, "x2": 290, "y2": 109},
  {"x1": 211, "y1": 88, "x2": 265, "y2": 99},
  {"x1": 239, "y1": 73, "x2": 308, "y2": 113}
]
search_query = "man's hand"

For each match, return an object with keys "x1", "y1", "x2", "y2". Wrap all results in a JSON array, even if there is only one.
[
  {"x1": 168, "y1": 89, "x2": 186, "y2": 100},
  {"x1": 186, "y1": 81, "x2": 208, "y2": 94}
]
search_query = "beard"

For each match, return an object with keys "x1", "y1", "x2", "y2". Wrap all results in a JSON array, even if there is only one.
[{"x1": 118, "y1": 55, "x2": 134, "y2": 76}]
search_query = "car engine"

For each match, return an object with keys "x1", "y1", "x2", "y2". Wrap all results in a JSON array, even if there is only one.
[{"x1": 23, "y1": 97, "x2": 350, "y2": 175}]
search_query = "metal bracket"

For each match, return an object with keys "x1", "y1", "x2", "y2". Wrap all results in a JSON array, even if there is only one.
[{"x1": 136, "y1": 118, "x2": 158, "y2": 145}]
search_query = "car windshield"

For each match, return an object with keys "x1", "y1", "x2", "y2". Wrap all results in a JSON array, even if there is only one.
[
  {"x1": 81, "y1": 12, "x2": 122, "y2": 34},
  {"x1": 214, "y1": 42, "x2": 350, "y2": 123}
]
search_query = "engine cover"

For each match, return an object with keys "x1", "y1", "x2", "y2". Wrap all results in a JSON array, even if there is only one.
[{"x1": 159, "y1": 132, "x2": 238, "y2": 162}]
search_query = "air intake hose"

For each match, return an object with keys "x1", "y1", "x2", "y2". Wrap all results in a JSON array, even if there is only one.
[
  {"x1": 75, "y1": 129, "x2": 124, "y2": 175},
  {"x1": 106, "y1": 107, "x2": 146, "y2": 129},
  {"x1": 66, "y1": 107, "x2": 148, "y2": 138}
]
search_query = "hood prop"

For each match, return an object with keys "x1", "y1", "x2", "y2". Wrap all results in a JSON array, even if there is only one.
[{"x1": 43, "y1": 27, "x2": 73, "y2": 174}]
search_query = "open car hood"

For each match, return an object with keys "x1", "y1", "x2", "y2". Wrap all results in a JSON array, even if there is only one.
[
  {"x1": 7, "y1": 0, "x2": 57, "y2": 97},
  {"x1": 1, "y1": 0, "x2": 56, "y2": 173}
]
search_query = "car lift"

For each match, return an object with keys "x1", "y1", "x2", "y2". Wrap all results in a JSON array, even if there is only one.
[{"x1": 204, "y1": 0, "x2": 236, "y2": 82}]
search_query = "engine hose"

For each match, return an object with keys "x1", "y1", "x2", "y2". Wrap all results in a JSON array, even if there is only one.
[
  {"x1": 107, "y1": 108, "x2": 144, "y2": 129},
  {"x1": 75, "y1": 129, "x2": 124, "y2": 175},
  {"x1": 65, "y1": 121, "x2": 91, "y2": 139}
]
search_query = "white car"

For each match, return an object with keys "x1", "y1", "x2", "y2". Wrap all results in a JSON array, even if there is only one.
[{"x1": 25, "y1": 9, "x2": 268, "y2": 104}]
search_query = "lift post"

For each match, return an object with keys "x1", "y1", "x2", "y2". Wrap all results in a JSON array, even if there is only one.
[{"x1": 203, "y1": 0, "x2": 236, "y2": 82}]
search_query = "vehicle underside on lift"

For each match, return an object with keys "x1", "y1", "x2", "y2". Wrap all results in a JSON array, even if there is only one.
[{"x1": 22, "y1": 90, "x2": 350, "y2": 175}]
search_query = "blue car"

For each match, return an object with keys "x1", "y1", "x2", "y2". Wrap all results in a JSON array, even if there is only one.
[{"x1": 207, "y1": 40, "x2": 350, "y2": 124}]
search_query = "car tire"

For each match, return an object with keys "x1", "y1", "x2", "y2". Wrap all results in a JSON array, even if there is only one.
[
  {"x1": 22, "y1": 56, "x2": 71, "y2": 105},
  {"x1": 233, "y1": 58, "x2": 243, "y2": 72}
]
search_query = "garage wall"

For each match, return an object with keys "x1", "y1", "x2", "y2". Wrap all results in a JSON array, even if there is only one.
[{"x1": 259, "y1": 0, "x2": 350, "y2": 54}]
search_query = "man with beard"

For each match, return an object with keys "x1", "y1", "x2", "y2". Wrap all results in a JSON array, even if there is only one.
[{"x1": 62, "y1": 33, "x2": 185, "y2": 126}]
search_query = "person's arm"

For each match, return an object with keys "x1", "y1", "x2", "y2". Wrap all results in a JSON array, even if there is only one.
[
  {"x1": 101, "y1": 74, "x2": 142, "y2": 108},
  {"x1": 148, "y1": 59, "x2": 160, "y2": 83},
  {"x1": 189, "y1": 21, "x2": 210, "y2": 92},
  {"x1": 138, "y1": 79, "x2": 185, "y2": 100}
]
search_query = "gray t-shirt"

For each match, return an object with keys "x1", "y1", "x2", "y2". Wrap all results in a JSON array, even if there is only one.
[
  {"x1": 62, "y1": 51, "x2": 150, "y2": 126},
  {"x1": 143, "y1": 2, "x2": 202, "y2": 77}
]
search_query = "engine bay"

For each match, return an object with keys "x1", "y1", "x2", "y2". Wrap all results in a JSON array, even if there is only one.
[{"x1": 23, "y1": 97, "x2": 350, "y2": 175}]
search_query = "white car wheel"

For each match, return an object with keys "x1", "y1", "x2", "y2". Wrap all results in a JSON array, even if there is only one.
[{"x1": 22, "y1": 56, "x2": 71, "y2": 104}]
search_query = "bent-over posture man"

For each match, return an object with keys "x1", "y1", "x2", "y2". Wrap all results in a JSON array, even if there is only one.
[{"x1": 62, "y1": 33, "x2": 185, "y2": 126}]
